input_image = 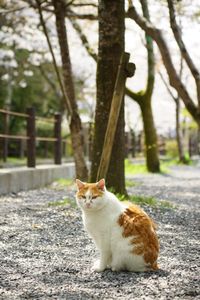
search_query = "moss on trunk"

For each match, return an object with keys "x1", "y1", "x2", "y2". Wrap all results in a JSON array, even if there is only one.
[{"x1": 140, "y1": 99, "x2": 160, "y2": 173}]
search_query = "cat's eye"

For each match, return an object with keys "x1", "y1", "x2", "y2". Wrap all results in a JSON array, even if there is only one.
[
  {"x1": 92, "y1": 195, "x2": 98, "y2": 199},
  {"x1": 82, "y1": 196, "x2": 86, "y2": 199}
]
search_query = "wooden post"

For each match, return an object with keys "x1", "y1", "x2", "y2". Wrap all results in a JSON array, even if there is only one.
[
  {"x1": 26, "y1": 107, "x2": 36, "y2": 167},
  {"x1": 54, "y1": 113, "x2": 62, "y2": 164},
  {"x1": 96, "y1": 52, "x2": 135, "y2": 181},
  {"x1": 3, "y1": 113, "x2": 9, "y2": 162}
]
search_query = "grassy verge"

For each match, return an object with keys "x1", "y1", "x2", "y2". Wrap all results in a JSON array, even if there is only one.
[
  {"x1": 125, "y1": 158, "x2": 180, "y2": 176},
  {"x1": 55, "y1": 178, "x2": 74, "y2": 187},
  {"x1": 0, "y1": 157, "x2": 27, "y2": 167},
  {"x1": 129, "y1": 195, "x2": 175, "y2": 209},
  {"x1": 48, "y1": 198, "x2": 76, "y2": 208},
  {"x1": 111, "y1": 191, "x2": 175, "y2": 210}
]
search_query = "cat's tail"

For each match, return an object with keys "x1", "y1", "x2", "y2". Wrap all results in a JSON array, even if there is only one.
[{"x1": 152, "y1": 261, "x2": 159, "y2": 270}]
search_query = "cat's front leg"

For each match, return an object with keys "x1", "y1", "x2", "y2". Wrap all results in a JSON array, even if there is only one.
[{"x1": 92, "y1": 250, "x2": 111, "y2": 272}]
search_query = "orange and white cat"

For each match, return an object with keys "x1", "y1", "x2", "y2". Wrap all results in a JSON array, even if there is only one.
[{"x1": 76, "y1": 178, "x2": 159, "y2": 272}]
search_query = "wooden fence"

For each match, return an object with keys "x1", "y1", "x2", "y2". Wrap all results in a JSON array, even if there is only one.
[{"x1": 0, "y1": 107, "x2": 62, "y2": 167}]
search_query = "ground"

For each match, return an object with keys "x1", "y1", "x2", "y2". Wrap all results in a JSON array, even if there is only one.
[{"x1": 0, "y1": 165, "x2": 199, "y2": 299}]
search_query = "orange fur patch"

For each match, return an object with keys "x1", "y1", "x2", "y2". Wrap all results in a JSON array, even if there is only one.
[
  {"x1": 118, "y1": 204, "x2": 159, "y2": 270},
  {"x1": 76, "y1": 183, "x2": 103, "y2": 199}
]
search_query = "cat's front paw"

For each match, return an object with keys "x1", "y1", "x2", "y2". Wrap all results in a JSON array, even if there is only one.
[{"x1": 92, "y1": 260, "x2": 106, "y2": 272}]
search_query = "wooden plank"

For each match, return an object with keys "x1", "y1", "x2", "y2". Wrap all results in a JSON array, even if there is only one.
[
  {"x1": 0, "y1": 134, "x2": 29, "y2": 140},
  {"x1": 36, "y1": 137, "x2": 57, "y2": 142},
  {"x1": 0, "y1": 109, "x2": 29, "y2": 118}
]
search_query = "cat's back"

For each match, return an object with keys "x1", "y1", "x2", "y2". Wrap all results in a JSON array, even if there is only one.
[{"x1": 111, "y1": 202, "x2": 159, "y2": 271}]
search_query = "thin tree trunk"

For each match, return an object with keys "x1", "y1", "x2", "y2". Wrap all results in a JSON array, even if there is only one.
[
  {"x1": 126, "y1": 0, "x2": 160, "y2": 173},
  {"x1": 175, "y1": 97, "x2": 186, "y2": 163},
  {"x1": 91, "y1": 0, "x2": 125, "y2": 193},
  {"x1": 53, "y1": 0, "x2": 88, "y2": 180},
  {"x1": 140, "y1": 99, "x2": 160, "y2": 172}
]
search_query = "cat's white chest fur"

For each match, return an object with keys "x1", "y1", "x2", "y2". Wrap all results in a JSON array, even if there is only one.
[{"x1": 81, "y1": 194, "x2": 124, "y2": 272}]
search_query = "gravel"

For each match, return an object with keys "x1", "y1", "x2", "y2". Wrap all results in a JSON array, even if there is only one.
[{"x1": 0, "y1": 165, "x2": 199, "y2": 299}]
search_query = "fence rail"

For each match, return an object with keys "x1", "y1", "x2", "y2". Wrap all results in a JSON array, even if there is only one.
[
  {"x1": 0, "y1": 107, "x2": 63, "y2": 167},
  {"x1": 0, "y1": 109, "x2": 29, "y2": 118}
]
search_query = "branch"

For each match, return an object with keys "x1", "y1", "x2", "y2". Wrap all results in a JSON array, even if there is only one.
[
  {"x1": 158, "y1": 70, "x2": 177, "y2": 103},
  {"x1": 0, "y1": 6, "x2": 28, "y2": 15},
  {"x1": 71, "y1": 3, "x2": 98, "y2": 8},
  {"x1": 69, "y1": 18, "x2": 97, "y2": 61},
  {"x1": 125, "y1": 87, "x2": 144, "y2": 104},
  {"x1": 24, "y1": 0, "x2": 97, "y2": 20},
  {"x1": 66, "y1": 10, "x2": 98, "y2": 20},
  {"x1": 140, "y1": 0, "x2": 155, "y2": 99},
  {"x1": 127, "y1": 5, "x2": 200, "y2": 125},
  {"x1": 38, "y1": 65, "x2": 61, "y2": 98},
  {"x1": 167, "y1": 0, "x2": 200, "y2": 108}
]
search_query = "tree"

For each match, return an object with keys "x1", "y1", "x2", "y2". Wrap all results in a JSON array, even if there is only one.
[
  {"x1": 90, "y1": 0, "x2": 126, "y2": 193},
  {"x1": 127, "y1": 0, "x2": 200, "y2": 128},
  {"x1": 51, "y1": 0, "x2": 88, "y2": 181},
  {"x1": 159, "y1": 70, "x2": 187, "y2": 164},
  {"x1": 34, "y1": 0, "x2": 88, "y2": 180},
  {"x1": 126, "y1": 0, "x2": 160, "y2": 173}
]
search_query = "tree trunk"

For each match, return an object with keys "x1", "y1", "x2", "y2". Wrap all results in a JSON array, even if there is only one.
[
  {"x1": 91, "y1": 0, "x2": 125, "y2": 193},
  {"x1": 140, "y1": 99, "x2": 160, "y2": 172},
  {"x1": 175, "y1": 97, "x2": 187, "y2": 163},
  {"x1": 53, "y1": 0, "x2": 88, "y2": 181},
  {"x1": 126, "y1": 0, "x2": 160, "y2": 173}
]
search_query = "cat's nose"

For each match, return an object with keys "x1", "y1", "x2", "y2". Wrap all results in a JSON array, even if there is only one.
[{"x1": 86, "y1": 203, "x2": 91, "y2": 208}]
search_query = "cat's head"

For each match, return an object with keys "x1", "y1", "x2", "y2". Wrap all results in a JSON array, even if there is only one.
[{"x1": 75, "y1": 179, "x2": 107, "y2": 211}]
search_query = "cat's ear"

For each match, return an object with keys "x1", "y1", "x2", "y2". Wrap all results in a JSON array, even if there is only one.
[
  {"x1": 76, "y1": 179, "x2": 85, "y2": 191},
  {"x1": 96, "y1": 178, "x2": 105, "y2": 191}
]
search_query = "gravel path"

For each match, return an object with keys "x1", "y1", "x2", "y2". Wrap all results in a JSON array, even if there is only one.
[{"x1": 0, "y1": 165, "x2": 199, "y2": 299}]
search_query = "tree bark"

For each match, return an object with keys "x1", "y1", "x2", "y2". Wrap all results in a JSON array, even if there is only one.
[
  {"x1": 53, "y1": 0, "x2": 88, "y2": 180},
  {"x1": 175, "y1": 97, "x2": 186, "y2": 163},
  {"x1": 91, "y1": 0, "x2": 125, "y2": 193},
  {"x1": 140, "y1": 99, "x2": 160, "y2": 172}
]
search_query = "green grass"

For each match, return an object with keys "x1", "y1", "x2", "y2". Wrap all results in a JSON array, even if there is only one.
[
  {"x1": 131, "y1": 195, "x2": 175, "y2": 209},
  {"x1": 125, "y1": 160, "x2": 147, "y2": 175},
  {"x1": 129, "y1": 195, "x2": 158, "y2": 206},
  {"x1": 116, "y1": 192, "x2": 175, "y2": 209},
  {"x1": 160, "y1": 158, "x2": 180, "y2": 173},
  {"x1": 158, "y1": 200, "x2": 175, "y2": 209},
  {"x1": 48, "y1": 198, "x2": 75, "y2": 207},
  {"x1": 55, "y1": 178, "x2": 74, "y2": 187},
  {"x1": 0, "y1": 157, "x2": 27, "y2": 166},
  {"x1": 125, "y1": 158, "x2": 181, "y2": 175},
  {"x1": 125, "y1": 179, "x2": 139, "y2": 188}
]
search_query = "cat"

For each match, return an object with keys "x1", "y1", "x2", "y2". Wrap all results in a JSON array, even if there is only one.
[{"x1": 75, "y1": 178, "x2": 159, "y2": 272}]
